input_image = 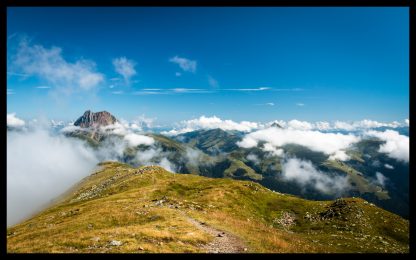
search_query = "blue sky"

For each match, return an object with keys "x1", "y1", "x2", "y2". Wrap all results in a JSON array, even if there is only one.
[{"x1": 7, "y1": 7, "x2": 409, "y2": 124}]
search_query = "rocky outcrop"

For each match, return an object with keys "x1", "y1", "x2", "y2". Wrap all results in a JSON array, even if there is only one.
[
  {"x1": 74, "y1": 110, "x2": 117, "y2": 128},
  {"x1": 270, "y1": 122, "x2": 283, "y2": 128}
]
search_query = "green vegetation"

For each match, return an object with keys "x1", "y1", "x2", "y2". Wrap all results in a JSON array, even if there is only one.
[
  {"x1": 177, "y1": 129, "x2": 240, "y2": 155},
  {"x1": 7, "y1": 162, "x2": 408, "y2": 253},
  {"x1": 223, "y1": 158, "x2": 263, "y2": 181},
  {"x1": 322, "y1": 160, "x2": 390, "y2": 200}
]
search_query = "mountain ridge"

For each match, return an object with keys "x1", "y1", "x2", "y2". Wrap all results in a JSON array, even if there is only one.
[{"x1": 6, "y1": 162, "x2": 409, "y2": 253}]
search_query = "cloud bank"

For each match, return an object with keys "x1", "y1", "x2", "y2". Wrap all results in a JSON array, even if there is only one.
[
  {"x1": 7, "y1": 128, "x2": 99, "y2": 226},
  {"x1": 124, "y1": 133, "x2": 154, "y2": 147},
  {"x1": 366, "y1": 130, "x2": 409, "y2": 163},
  {"x1": 281, "y1": 158, "x2": 351, "y2": 195},
  {"x1": 162, "y1": 116, "x2": 408, "y2": 137},
  {"x1": 238, "y1": 127, "x2": 360, "y2": 161},
  {"x1": 162, "y1": 116, "x2": 260, "y2": 135},
  {"x1": 7, "y1": 113, "x2": 25, "y2": 128}
]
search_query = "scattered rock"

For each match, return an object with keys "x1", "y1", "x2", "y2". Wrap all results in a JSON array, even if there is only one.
[
  {"x1": 109, "y1": 240, "x2": 122, "y2": 246},
  {"x1": 273, "y1": 212, "x2": 296, "y2": 230}
]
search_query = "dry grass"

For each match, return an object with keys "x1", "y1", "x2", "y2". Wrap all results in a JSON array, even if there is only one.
[{"x1": 7, "y1": 162, "x2": 409, "y2": 253}]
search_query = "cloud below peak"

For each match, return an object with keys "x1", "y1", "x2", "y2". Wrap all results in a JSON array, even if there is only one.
[
  {"x1": 281, "y1": 158, "x2": 351, "y2": 195},
  {"x1": 162, "y1": 115, "x2": 260, "y2": 135},
  {"x1": 366, "y1": 130, "x2": 409, "y2": 163},
  {"x1": 237, "y1": 127, "x2": 360, "y2": 160}
]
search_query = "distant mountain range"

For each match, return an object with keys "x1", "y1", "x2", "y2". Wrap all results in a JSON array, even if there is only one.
[
  {"x1": 7, "y1": 110, "x2": 410, "y2": 253},
  {"x1": 62, "y1": 111, "x2": 409, "y2": 219}
]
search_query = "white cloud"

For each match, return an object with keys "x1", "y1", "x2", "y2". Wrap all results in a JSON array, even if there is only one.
[
  {"x1": 171, "y1": 88, "x2": 212, "y2": 94},
  {"x1": 366, "y1": 130, "x2": 409, "y2": 163},
  {"x1": 264, "y1": 119, "x2": 406, "y2": 132},
  {"x1": 133, "y1": 88, "x2": 212, "y2": 95},
  {"x1": 332, "y1": 119, "x2": 402, "y2": 131},
  {"x1": 7, "y1": 89, "x2": 15, "y2": 95},
  {"x1": 131, "y1": 114, "x2": 156, "y2": 130},
  {"x1": 384, "y1": 164, "x2": 394, "y2": 170},
  {"x1": 12, "y1": 39, "x2": 104, "y2": 93},
  {"x1": 328, "y1": 150, "x2": 350, "y2": 161},
  {"x1": 185, "y1": 147, "x2": 205, "y2": 167},
  {"x1": 238, "y1": 127, "x2": 360, "y2": 161},
  {"x1": 281, "y1": 158, "x2": 350, "y2": 194},
  {"x1": 124, "y1": 133, "x2": 154, "y2": 147},
  {"x1": 208, "y1": 75, "x2": 219, "y2": 88},
  {"x1": 98, "y1": 122, "x2": 130, "y2": 136},
  {"x1": 112, "y1": 57, "x2": 137, "y2": 84},
  {"x1": 7, "y1": 113, "x2": 25, "y2": 128},
  {"x1": 133, "y1": 146, "x2": 176, "y2": 173},
  {"x1": 111, "y1": 91, "x2": 124, "y2": 95},
  {"x1": 246, "y1": 154, "x2": 260, "y2": 164},
  {"x1": 266, "y1": 102, "x2": 275, "y2": 106},
  {"x1": 372, "y1": 160, "x2": 381, "y2": 168},
  {"x1": 60, "y1": 125, "x2": 82, "y2": 133},
  {"x1": 163, "y1": 117, "x2": 407, "y2": 137},
  {"x1": 133, "y1": 90, "x2": 168, "y2": 95},
  {"x1": 169, "y1": 56, "x2": 197, "y2": 73},
  {"x1": 7, "y1": 128, "x2": 98, "y2": 226},
  {"x1": 296, "y1": 103, "x2": 305, "y2": 107},
  {"x1": 161, "y1": 127, "x2": 196, "y2": 136},
  {"x1": 375, "y1": 172, "x2": 387, "y2": 187},
  {"x1": 333, "y1": 121, "x2": 355, "y2": 131},
  {"x1": 287, "y1": 120, "x2": 314, "y2": 131},
  {"x1": 158, "y1": 158, "x2": 176, "y2": 173},
  {"x1": 263, "y1": 143, "x2": 284, "y2": 157},
  {"x1": 164, "y1": 116, "x2": 260, "y2": 135},
  {"x1": 175, "y1": 72, "x2": 182, "y2": 77},
  {"x1": 315, "y1": 121, "x2": 331, "y2": 131},
  {"x1": 405, "y1": 119, "x2": 409, "y2": 126},
  {"x1": 225, "y1": 87, "x2": 270, "y2": 91},
  {"x1": 35, "y1": 85, "x2": 50, "y2": 89}
]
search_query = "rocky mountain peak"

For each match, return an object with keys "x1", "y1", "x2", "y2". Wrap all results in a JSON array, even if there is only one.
[
  {"x1": 74, "y1": 110, "x2": 117, "y2": 128},
  {"x1": 271, "y1": 122, "x2": 283, "y2": 129}
]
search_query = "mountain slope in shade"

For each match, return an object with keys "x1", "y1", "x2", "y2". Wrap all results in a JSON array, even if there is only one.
[
  {"x1": 175, "y1": 129, "x2": 242, "y2": 155},
  {"x1": 7, "y1": 162, "x2": 409, "y2": 253}
]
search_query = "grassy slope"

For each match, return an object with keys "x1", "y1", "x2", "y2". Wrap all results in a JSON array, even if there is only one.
[
  {"x1": 7, "y1": 162, "x2": 408, "y2": 253},
  {"x1": 322, "y1": 160, "x2": 390, "y2": 200}
]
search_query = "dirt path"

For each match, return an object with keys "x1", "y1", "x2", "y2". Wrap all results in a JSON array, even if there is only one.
[{"x1": 183, "y1": 214, "x2": 248, "y2": 253}]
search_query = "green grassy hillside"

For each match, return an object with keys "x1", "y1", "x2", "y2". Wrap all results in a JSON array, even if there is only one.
[{"x1": 7, "y1": 162, "x2": 408, "y2": 253}]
